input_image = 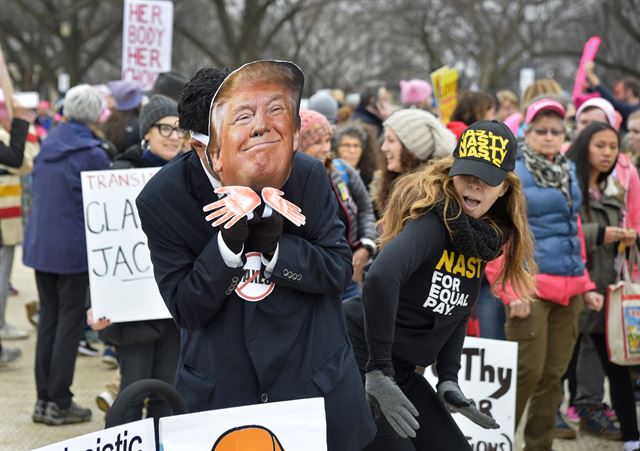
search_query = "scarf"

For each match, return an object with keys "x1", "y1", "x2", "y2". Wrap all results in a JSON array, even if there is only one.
[
  {"x1": 431, "y1": 200, "x2": 510, "y2": 262},
  {"x1": 521, "y1": 144, "x2": 572, "y2": 206},
  {"x1": 142, "y1": 148, "x2": 169, "y2": 167}
]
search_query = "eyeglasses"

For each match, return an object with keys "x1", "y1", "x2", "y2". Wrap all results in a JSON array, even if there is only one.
[
  {"x1": 338, "y1": 142, "x2": 362, "y2": 149},
  {"x1": 152, "y1": 123, "x2": 185, "y2": 138},
  {"x1": 532, "y1": 128, "x2": 564, "y2": 137}
]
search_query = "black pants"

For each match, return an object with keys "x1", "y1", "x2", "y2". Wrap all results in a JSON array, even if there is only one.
[
  {"x1": 362, "y1": 368, "x2": 471, "y2": 451},
  {"x1": 118, "y1": 325, "x2": 180, "y2": 424},
  {"x1": 34, "y1": 271, "x2": 88, "y2": 408},
  {"x1": 588, "y1": 333, "x2": 639, "y2": 442}
]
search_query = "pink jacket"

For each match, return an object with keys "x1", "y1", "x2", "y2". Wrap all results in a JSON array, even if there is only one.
[
  {"x1": 615, "y1": 153, "x2": 640, "y2": 231},
  {"x1": 485, "y1": 216, "x2": 596, "y2": 306}
]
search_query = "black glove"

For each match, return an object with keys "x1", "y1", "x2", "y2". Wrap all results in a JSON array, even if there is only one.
[
  {"x1": 249, "y1": 209, "x2": 283, "y2": 259},
  {"x1": 438, "y1": 380, "x2": 499, "y2": 429},
  {"x1": 220, "y1": 217, "x2": 249, "y2": 254}
]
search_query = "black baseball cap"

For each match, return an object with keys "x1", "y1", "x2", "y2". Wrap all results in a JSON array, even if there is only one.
[{"x1": 448, "y1": 120, "x2": 517, "y2": 186}]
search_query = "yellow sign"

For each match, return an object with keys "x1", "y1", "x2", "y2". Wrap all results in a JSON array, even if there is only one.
[{"x1": 430, "y1": 65, "x2": 458, "y2": 124}]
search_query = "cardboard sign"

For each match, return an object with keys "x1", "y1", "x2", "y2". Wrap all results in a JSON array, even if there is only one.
[
  {"x1": 430, "y1": 65, "x2": 459, "y2": 123},
  {"x1": 82, "y1": 168, "x2": 171, "y2": 323},
  {"x1": 519, "y1": 68, "x2": 535, "y2": 98},
  {"x1": 0, "y1": 45, "x2": 15, "y2": 119},
  {"x1": 160, "y1": 398, "x2": 327, "y2": 451},
  {"x1": 439, "y1": 68, "x2": 459, "y2": 124},
  {"x1": 430, "y1": 65, "x2": 449, "y2": 106},
  {"x1": 425, "y1": 336, "x2": 517, "y2": 450},
  {"x1": 121, "y1": 0, "x2": 174, "y2": 89},
  {"x1": 32, "y1": 418, "x2": 155, "y2": 451}
]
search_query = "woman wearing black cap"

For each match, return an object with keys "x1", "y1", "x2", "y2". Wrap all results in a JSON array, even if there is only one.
[{"x1": 344, "y1": 121, "x2": 537, "y2": 450}]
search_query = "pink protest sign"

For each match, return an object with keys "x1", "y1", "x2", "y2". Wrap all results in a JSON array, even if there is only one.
[
  {"x1": 572, "y1": 36, "x2": 601, "y2": 102},
  {"x1": 121, "y1": 0, "x2": 174, "y2": 90}
]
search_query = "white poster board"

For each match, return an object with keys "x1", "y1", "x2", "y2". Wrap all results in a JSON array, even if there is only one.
[
  {"x1": 425, "y1": 336, "x2": 517, "y2": 450},
  {"x1": 519, "y1": 68, "x2": 535, "y2": 97},
  {"x1": 33, "y1": 418, "x2": 155, "y2": 451},
  {"x1": 122, "y1": 0, "x2": 174, "y2": 89},
  {"x1": 160, "y1": 398, "x2": 327, "y2": 451},
  {"x1": 82, "y1": 168, "x2": 171, "y2": 323}
]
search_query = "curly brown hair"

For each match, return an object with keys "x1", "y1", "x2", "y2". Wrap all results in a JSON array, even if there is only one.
[{"x1": 379, "y1": 156, "x2": 537, "y2": 301}]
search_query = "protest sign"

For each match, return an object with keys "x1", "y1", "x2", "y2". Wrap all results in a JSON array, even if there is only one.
[
  {"x1": 122, "y1": 0, "x2": 174, "y2": 89},
  {"x1": 430, "y1": 65, "x2": 459, "y2": 123},
  {"x1": 439, "y1": 67, "x2": 459, "y2": 124},
  {"x1": 82, "y1": 168, "x2": 171, "y2": 323},
  {"x1": 33, "y1": 418, "x2": 155, "y2": 451},
  {"x1": 0, "y1": 45, "x2": 15, "y2": 119},
  {"x1": 160, "y1": 398, "x2": 327, "y2": 451},
  {"x1": 572, "y1": 36, "x2": 601, "y2": 103},
  {"x1": 425, "y1": 336, "x2": 517, "y2": 451},
  {"x1": 519, "y1": 68, "x2": 535, "y2": 97},
  {"x1": 430, "y1": 65, "x2": 449, "y2": 106}
]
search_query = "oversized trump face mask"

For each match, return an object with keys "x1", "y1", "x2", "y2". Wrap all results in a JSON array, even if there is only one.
[
  {"x1": 201, "y1": 61, "x2": 307, "y2": 230},
  {"x1": 206, "y1": 60, "x2": 304, "y2": 191}
]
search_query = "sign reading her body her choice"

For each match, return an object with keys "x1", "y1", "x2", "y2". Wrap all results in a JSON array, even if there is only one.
[
  {"x1": 82, "y1": 168, "x2": 171, "y2": 323},
  {"x1": 32, "y1": 418, "x2": 155, "y2": 451},
  {"x1": 201, "y1": 60, "x2": 307, "y2": 230},
  {"x1": 159, "y1": 398, "x2": 327, "y2": 451},
  {"x1": 122, "y1": 0, "x2": 173, "y2": 89},
  {"x1": 425, "y1": 337, "x2": 518, "y2": 451}
]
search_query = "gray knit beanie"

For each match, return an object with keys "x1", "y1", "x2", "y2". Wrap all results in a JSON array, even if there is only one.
[
  {"x1": 63, "y1": 84, "x2": 103, "y2": 125},
  {"x1": 308, "y1": 91, "x2": 338, "y2": 124},
  {"x1": 139, "y1": 95, "x2": 179, "y2": 139},
  {"x1": 383, "y1": 109, "x2": 457, "y2": 160}
]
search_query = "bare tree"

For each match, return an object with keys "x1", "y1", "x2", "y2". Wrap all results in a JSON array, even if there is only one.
[
  {"x1": 0, "y1": 0, "x2": 123, "y2": 92},
  {"x1": 173, "y1": 0, "x2": 330, "y2": 67},
  {"x1": 1, "y1": 0, "x2": 638, "y2": 101}
]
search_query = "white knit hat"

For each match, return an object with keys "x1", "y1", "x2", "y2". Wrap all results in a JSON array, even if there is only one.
[{"x1": 383, "y1": 109, "x2": 456, "y2": 160}]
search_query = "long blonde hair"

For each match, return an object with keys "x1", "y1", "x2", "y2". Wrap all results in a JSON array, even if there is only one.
[{"x1": 379, "y1": 157, "x2": 537, "y2": 302}]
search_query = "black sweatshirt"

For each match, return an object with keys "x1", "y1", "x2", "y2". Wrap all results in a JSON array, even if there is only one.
[
  {"x1": 346, "y1": 212, "x2": 485, "y2": 383},
  {"x1": 0, "y1": 118, "x2": 29, "y2": 168}
]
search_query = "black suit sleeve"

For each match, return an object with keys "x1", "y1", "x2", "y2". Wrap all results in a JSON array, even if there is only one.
[
  {"x1": 435, "y1": 314, "x2": 470, "y2": 384},
  {"x1": 137, "y1": 196, "x2": 244, "y2": 331},
  {"x1": 363, "y1": 214, "x2": 445, "y2": 375},
  {"x1": 271, "y1": 158, "x2": 353, "y2": 295},
  {"x1": 0, "y1": 118, "x2": 28, "y2": 168}
]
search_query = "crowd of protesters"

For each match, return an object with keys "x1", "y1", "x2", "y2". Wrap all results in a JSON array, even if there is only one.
[{"x1": 0, "y1": 58, "x2": 639, "y2": 451}]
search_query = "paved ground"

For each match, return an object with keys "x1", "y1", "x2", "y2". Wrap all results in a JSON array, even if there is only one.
[{"x1": 0, "y1": 247, "x2": 632, "y2": 450}]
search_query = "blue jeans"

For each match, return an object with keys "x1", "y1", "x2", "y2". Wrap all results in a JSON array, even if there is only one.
[
  {"x1": 476, "y1": 283, "x2": 506, "y2": 340},
  {"x1": 341, "y1": 280, "x2": 361, "y2": 302}
]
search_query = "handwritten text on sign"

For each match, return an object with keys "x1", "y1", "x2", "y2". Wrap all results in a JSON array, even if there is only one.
[
  {"x1": 425, "y1": 337, "x2": 517, "y2": 451},
  {"x1": 33, "y1": 418, "x2": 155, "y2": 451},
  {"x1": 82, "y1": 168, "x2": 171, "y2": 323},
  {"x1": 122, "y1": 0, "x2": 173, "y2": 89}
]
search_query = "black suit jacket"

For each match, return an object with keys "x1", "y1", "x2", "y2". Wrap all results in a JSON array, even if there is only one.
[{"x1": 137, "y1": 151, "x2": 375, "y2": 450}]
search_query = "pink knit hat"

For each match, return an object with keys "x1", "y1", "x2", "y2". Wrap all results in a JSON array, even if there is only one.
[
  {"x1": 575, "y1": 97, "x2": 616, "y2": 127},
  {"x1": 299, "y1": 109, "x2": 332, "y2": 151},
  {"x1": 400, "y1": 79, "x2": 433, "y2": 106}
]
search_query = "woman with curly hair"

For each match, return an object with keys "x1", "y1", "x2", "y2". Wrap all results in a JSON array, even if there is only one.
[{"x1": 345, "y1": 121, "x2": 537, "y2": 450}]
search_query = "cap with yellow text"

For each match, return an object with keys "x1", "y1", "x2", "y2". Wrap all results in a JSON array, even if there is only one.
[{"x1": 448, "y1": 120, "x2": 517, "y2": 186}]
